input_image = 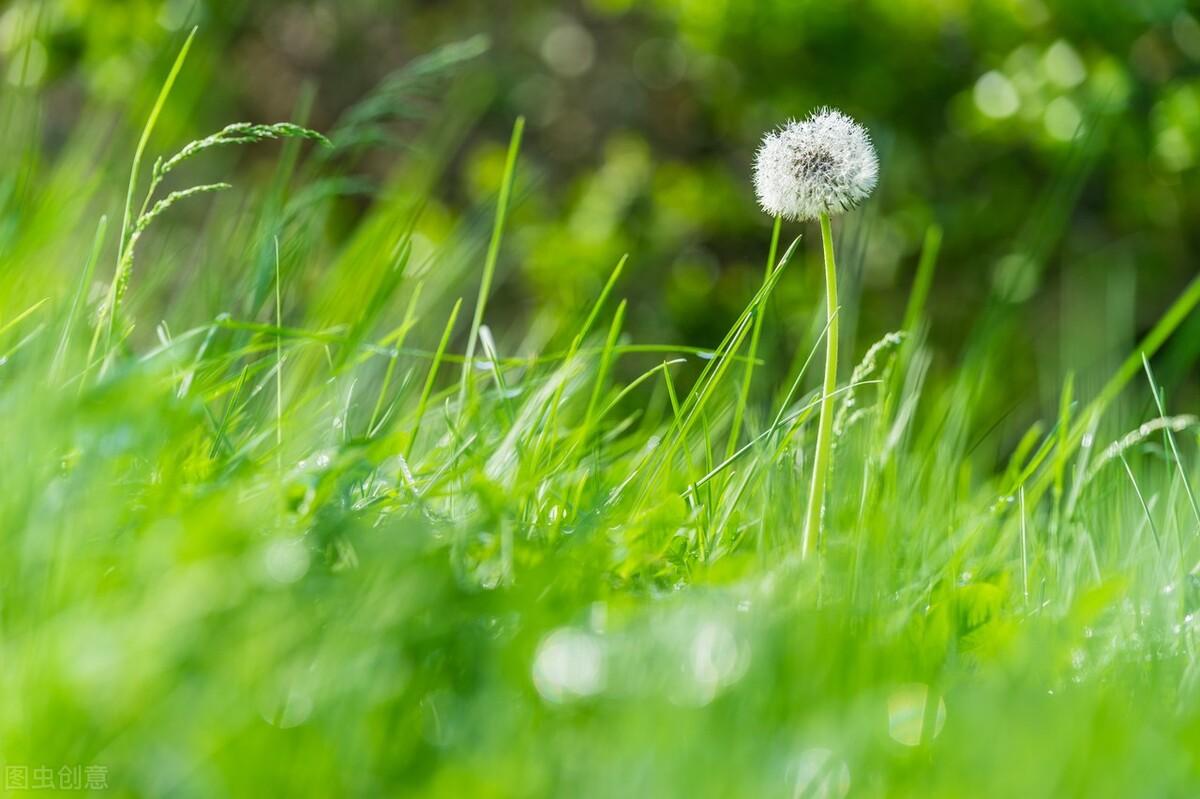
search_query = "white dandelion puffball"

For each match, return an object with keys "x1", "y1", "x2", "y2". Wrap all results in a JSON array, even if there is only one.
[{"x1": 753, "y1": 108, "x2": 878, "y2": 221}]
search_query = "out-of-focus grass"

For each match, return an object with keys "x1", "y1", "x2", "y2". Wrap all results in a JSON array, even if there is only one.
[{"x1": 3, "y1": 29, "x2": 1200, "y2": 799}]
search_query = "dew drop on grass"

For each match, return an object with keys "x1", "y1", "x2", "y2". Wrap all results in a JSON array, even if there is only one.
[
  {"x1": 532, "y1": 628, "x2": 605, "y2": 703},
  {"x1": 483, "y1": 613, "x2": 520, "y2": 641},
  {"x1": 886, "y1": 683, "x2": 946, "y2": 746},
  {"x1": 473, "y1": 559, "x2": 504, "y2": 590},
  {"x1": 789, "y1": 748, "x2": 851, "y2": 799}
]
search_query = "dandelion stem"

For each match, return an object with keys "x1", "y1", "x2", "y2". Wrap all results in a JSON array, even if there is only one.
[{"x1": 802, "y1": 211, "x2": 839, "y2": 559}]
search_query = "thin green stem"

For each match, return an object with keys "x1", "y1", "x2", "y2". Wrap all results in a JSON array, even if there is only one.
[
  {"x1": 53, "y1": 215, "x2": 108, "y2": 380},
  {"x1": 802, "y1": 212, "x2": 839, "y2": 560},
  {"x1": 275, "y1": 237, "x2": 284, "y2": 479},
  {"x1": 410, "y1": 298, "x2": 463, "y2": 461},
  {"x1": 458, "y1": 116, "x2": 525, "y2": 412},
  {"x1": 728, "y1": 215, "x2": 781, "y2": 459},
  {"x1": 368, "y1": 283, "x2": 423, "y2": 437},
  {"x1": 901, "y1": 224, "x2": 942, "y2": 333},
  {"x1": 92, "y1": 27, "x2": 197, "y2": 375}
]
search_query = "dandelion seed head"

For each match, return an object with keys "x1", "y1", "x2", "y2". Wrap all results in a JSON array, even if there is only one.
[{"x1": 753, "y1": 108, "x2": 878, "y2": 221}]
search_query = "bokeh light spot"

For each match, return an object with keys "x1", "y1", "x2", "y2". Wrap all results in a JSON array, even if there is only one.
[
  {"x1": 532, "y1": 628, "x2": 605, "y2": 703},
  {"x1": 541, "y1": 21, "x2": 596, "y2": 78},
  {"x1": 887, "y1": 683, "x2": 946, "y2": 746},
  {"x1": 1156, "y1": 126, "x2": 1193, "y2": 172},
  {"x1": 1174, "y1": 13, "x2": 1200, "y2": 60},
  {"x1": 685, "y1": 620, "x2": 746, "y2": 704},
  {"x1": 789, "y1": 748, "x2": 851, "y2": 799},
  {"x1": 264, "y1": 538, "x2": 310, "y2": 584},
  {"x1": 1044, "y1": 96, "x2": 1082, "y2": 141},
  {"x1": 974, "y1": 71, "x2": 1019, "y2": 119},
  {"x1": 1043, "y1": 40, "x2": 1086, "y2": 88}
]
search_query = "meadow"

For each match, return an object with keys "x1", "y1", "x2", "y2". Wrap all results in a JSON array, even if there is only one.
[{"x1": 3, "y1": 7, "x2": 1200, "y2": 798}]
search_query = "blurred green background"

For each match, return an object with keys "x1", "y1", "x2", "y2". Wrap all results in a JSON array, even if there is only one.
[
  {"x1": 4, "y1": 4, "x2": 1200, "y2": 795},
  {"x1": 4, "y1": 0, "x2": 1200, "y2": 434}
]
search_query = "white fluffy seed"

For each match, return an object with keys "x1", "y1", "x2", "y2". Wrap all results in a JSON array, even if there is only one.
[{"x1": 753, "y1": 108, "x2": 878, "y2": 222}]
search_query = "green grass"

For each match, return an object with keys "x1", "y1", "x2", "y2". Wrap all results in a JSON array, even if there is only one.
[{"x1": 4, "y1": 35, "x2": 1200, "y2": 799}]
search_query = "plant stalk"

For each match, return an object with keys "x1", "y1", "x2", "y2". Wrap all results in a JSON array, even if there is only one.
[{"x1": 802, "y1": 211, "x2": 839, "y2": 559}]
